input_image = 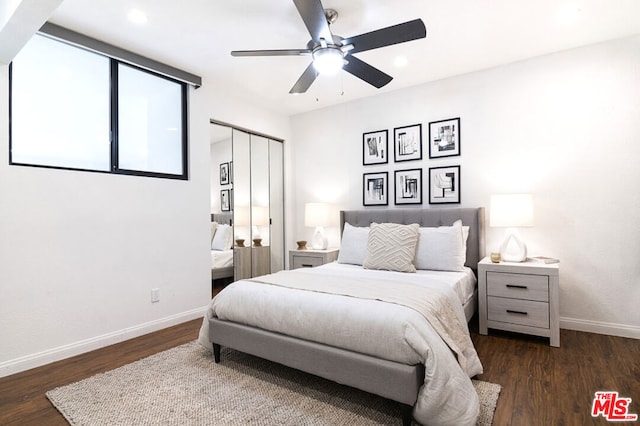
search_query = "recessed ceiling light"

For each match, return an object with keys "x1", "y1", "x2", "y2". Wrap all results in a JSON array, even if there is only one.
[
  {"x1": 394, "y1": 56, "x2": 408, "y2": 67},
  {"x1": 556, "y1": 3, "x2": 582, "y2": 25},
  {"x1": 127, "y1": 9, "x2": 148, "y2": 25}
]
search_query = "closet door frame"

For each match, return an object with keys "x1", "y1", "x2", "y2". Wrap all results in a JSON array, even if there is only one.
[{"x1": 210, "y1": 119, "x2": 285, "y2": 280}]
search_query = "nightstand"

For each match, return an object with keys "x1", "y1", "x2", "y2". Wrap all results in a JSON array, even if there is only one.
[
  {"x1": 234, "y1": 246, "x2": 271, "y2": 280},
  {"x1": 478, "y1": 257, "x2": 560, "y2": 347},
  {"x1": 289, "y1": 248, "x2": 339, "y2": 270}
]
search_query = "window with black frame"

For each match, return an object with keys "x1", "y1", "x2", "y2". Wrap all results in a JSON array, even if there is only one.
[{"x1": 10, "y1": 33, "x2": 188, "y2": 180}]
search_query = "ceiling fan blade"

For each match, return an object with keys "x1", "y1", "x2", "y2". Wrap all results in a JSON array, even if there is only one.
[
  {"x1": 344, "y1": 19, "x2": 426, "y2": 54},
  {"x1": 293, "y1": 0, "x2": 333, "y2": 43},
  {"x1": 289, "y1": 62, "x2": 318, "y2": 94},
  {"x1": 231, "y1": 49, "x2": 311, "y2": 57},
  {"x1": 343, "y1": 56, "x2": 393, "y2": 89}
]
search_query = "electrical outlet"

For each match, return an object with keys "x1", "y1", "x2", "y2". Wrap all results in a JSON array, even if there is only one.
[{"x1": 151, "y1": 288, "x2": 160, "y2": 303}]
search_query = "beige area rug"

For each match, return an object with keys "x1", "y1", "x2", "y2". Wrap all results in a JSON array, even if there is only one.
[{"x1": 47, "y1": 341, "x2": 501, "y2": 425}]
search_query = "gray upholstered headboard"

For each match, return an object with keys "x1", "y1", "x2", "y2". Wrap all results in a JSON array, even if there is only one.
[
  {"x1": 340, "y1": 208, "x2": 485, "y2": 271},
  {"x1": 211, "y1": 213, "x2": 233, "y2": 225}
]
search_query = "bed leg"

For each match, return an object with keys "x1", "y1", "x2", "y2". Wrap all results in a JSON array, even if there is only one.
[
  {"x1": 401, "y1": 403, "x2": 413, "y2": 426},
  {"x1": 213, "y1": 343, "x2": 221, "y2": 363}
]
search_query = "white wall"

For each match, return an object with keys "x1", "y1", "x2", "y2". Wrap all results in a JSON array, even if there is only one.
[
  {"x1": 290, "y1": 35, "x2": 640, "y2": 338},
  {"x1": 0, "y1": 69, "x2": 292, "y2": 376}
]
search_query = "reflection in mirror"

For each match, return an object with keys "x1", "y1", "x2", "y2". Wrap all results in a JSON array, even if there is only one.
[
  {"x1": 210, "y1": 124, "x2": 234, "y2": 289},
  {"x1": 232, "y1": 129, "x2": 252, "y2": 280},
  {"x1": 251, "y1": 135, "x2": 271, "y2": 277},
  {"x1": 269, "y1": 139, "x2": 284, "y2": 273},
  {"x1": 211, "y1": 122, "x2": 285, "y2": 286}
]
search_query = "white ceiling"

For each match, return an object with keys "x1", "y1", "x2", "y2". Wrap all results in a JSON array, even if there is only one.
[{"x1": 48, "y1": 0, "x2": 640, "y2": 116}]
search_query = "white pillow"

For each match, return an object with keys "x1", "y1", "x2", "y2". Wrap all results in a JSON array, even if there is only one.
[
  {"x1": 211, "y1": 221, "x2": 218, "y2": 243},
  {"x1": 336, "y1": 222, "x2": 370, "y2": 265},
  {"x1": 211, "y1": 224, "x2": 232, "y2": 251},
  {"x1": 414, "y1": 221, "x2": 466, "y2": 271},
  {"x1": 456, "y1": 219, "x2": 470, "y2": 253},
  {"x1": 363, "y1": 223, "x2": 419, "y2": 273}
]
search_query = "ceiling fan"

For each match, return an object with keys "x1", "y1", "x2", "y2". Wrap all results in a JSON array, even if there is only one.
[{"x1": 230, "y1": 0, "x2": 427, "y2": 94}]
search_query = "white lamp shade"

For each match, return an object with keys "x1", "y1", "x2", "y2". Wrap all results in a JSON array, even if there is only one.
[
  {"x1": 490, "y1": 194, "x2": 534, "y2": 228},
  {"x1": 304, "y1": 203, "x2": 331, "y2": 227},
  {"x1": 234, "y1": 206, "x2": 250, "y2": 227},
  {"x1": 251, "y1": 206, "x2": 269, "y2": 226}
]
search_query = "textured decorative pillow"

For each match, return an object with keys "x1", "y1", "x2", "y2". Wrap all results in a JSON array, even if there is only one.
[
  {"x1": 211, "y1": 224, "x2": 231, "y2": 251},
  {"x1": 363, "y1": 223, "x2": 420, "y2": 273},
  {"x1": 414, "y1": 221, "x2": 466, "y2": 271},
  {"x1": 336, "y1": 222, "x2": 370, "y2": 265}
]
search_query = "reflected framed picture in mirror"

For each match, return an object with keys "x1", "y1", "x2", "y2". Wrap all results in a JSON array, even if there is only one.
[
  {"x1": 220, "y1": 189, "x2": 230, "y2": 211},
  {"x1": 220, "y1": 162, "x2": 230, "y2": 185}
]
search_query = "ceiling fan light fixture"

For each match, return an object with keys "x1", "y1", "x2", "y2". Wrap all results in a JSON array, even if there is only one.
[{"x1": 312, "y1": 47, "x2": 344, "y2": 75}]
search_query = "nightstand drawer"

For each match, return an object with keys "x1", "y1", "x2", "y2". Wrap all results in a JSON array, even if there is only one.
[
  {"x1": 292, "y1": 255, "x2": 323, "y2": 269},
  {"x1": 488, "y1": 296, "x2": 549, "y2": 328},
  {"x1": 487, "y1": 272, "x2": 549, "y2": 302}
]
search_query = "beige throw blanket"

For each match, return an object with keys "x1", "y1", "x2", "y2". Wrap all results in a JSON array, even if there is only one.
[{"x1": 248, "y1": 268, "x2": 480, "y2": 377}]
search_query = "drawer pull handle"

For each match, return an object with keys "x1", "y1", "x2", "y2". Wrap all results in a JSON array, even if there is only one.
[
  {"x1": 506, "y1": 309, "x2": 528, "y2": 316},
  {"x1": 506, "y1": 284, "x2": 528, "y2": 290},
  {"x1": 301, "y1": 264, "x2": 313, "y2": 267}
]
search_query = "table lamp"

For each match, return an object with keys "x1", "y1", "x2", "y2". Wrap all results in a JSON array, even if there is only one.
[
  {"x1": 304, "y1": 202, "x2": 330, "y2": 250},
  {"x1": 251, "y1": 206, "x2": 269, "y2": 246},
  {"x1": 490, "y1": 194, "x2": 534, "y2": 262}
]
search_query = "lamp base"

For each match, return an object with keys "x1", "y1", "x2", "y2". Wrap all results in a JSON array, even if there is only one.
[
  {"x1": 499, "y1": 228, "x2": 527, "y2": 262},
  {"x1": 311, "y1": 226, "x2": 328, "y2": 250}
]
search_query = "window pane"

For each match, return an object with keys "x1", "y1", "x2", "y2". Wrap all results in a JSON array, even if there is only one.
[
  {"x1": 11, "y1": 35, "x2": 111, "y2": 171},
  {"x1": 117, "y1": 64, "x2": 184, "y2": 176}
]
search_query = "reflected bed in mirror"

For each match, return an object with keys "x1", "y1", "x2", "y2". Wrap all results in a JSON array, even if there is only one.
[{"x1": 211, "y1": 213, "x2": 234, "y2": 285}]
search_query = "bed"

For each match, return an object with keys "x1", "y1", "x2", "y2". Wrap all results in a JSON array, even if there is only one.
[
  {"x1": 211, "y1": 213, "x2": 234, "y2": 281},
  {"x1": 199, "y1": 207, "x2": 485, "y2": 426}
]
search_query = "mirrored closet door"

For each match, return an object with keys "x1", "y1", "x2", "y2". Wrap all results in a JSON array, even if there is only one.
[{"x1": 210, "y1": 121, "x2": 284, "y2": 284}]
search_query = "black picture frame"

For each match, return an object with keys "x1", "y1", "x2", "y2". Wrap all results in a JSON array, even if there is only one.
[
  {"x1": 393, "y1": 124, "x2": 422, "y2": 162},
  {"x1": 220, "y1": 162, "x2": 230, "y2": 185},
  {"x1": 428, "y1": 118, "x2": 460, "y2": 158},
  {"x1": 362, "y1": 130, "x2": 388, "y2": 165},
  {"x1": 220, "y1": 189, "x2": 230, "y2": 211},
  {"x1": 394, "y1": 168, "x2": 422, "y2": 205},
  {"x1": 428, "y1": 165, "x2": 460, "y2": 204},
  {"x1": 363, "y1": 172, "x2": 388, "y2": 206}
]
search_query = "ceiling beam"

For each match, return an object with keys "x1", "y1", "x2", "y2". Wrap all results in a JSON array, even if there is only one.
[{"x1": 0, "y1": 0, "x2": 63, "y2": 65}]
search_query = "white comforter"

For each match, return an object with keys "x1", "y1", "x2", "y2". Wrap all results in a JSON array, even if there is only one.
[
  {"x1": 198, "y1": 263, "x2": 483, "y2": 426},
  {"x1": 211, "y1": 249, "x2": 233, "y2": 268}
]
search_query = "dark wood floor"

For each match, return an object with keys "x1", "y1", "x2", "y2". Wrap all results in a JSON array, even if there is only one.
[
  {"x1": 469, "y1": 321, "x2": 640, "y2": 425},
  {"x1": 1, "y1": 317, "x2": 638, "y2": 425}
]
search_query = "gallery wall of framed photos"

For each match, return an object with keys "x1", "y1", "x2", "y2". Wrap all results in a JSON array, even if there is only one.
[{"x1": 362, "y1": 117, "x2": 461, "y2": 206}]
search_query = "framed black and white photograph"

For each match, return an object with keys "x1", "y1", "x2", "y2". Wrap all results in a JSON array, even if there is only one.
[
  {"x1": 362, "y1": 130, "x2": 388, "y2": 165},
  {"x1": 394, "y1": 168, "x2": 422, "y2": 205},
  {"x1": 363, "y1": 172, "x2": 388, "y2": 206},
  {"x1": 429, "y1": 117, "x2": 460, "y2": 158},
  {"x1": 429, "y1": 165, "x2": 460, "y2": 204},
  {"x1": 220, "y1": 162, "x2": 230, "y2": 185},
  {"x1": 220, "y1": 189, "x2": 230, "y2": 211},
  {"x1": 394, "y1": 124, "x2": 422, "y2": 162}
]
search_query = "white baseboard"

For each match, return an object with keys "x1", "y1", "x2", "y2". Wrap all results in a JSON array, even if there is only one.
[
  {"x1": 0, "y1": 306, "x2": 208, "y2": 378},
  {"x1": 561, "y1": 317, "x2": 640, "y2": 340}
]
